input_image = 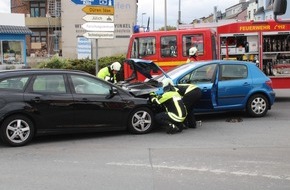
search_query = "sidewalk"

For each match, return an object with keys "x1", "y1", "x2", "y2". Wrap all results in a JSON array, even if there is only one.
[{"x1": 274, "y1": 89, "x2": 290, "y2": 98}]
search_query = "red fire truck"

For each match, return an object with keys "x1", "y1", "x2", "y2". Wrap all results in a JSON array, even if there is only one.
[
  {"x1": 125, "y1": 28, "x2": 217, "y2": 70},
  {"x1": 125, "y1": 20, "x2": 290, "y2": 89}
]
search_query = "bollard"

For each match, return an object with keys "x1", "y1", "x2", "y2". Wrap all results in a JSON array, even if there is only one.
[{"x1": 197, "y1": 120, "x2": 202, "y2": 127}]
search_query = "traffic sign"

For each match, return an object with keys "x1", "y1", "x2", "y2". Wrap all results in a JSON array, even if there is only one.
[
  {"x1": 71, "y1": 0, "x2": 114, "y2": 6},
  {"x1": 81, "y1": 22, "x2": 114, "y2": 31},
  {"x1": 82, "y1": 15, "x2": 114, "y2": 22},
  {"x1": 83, "y1": 32, "x2": 114, "y2": 39},
  {"x1": 82, "y1": 6, "x2": 114, "y2": 15}
]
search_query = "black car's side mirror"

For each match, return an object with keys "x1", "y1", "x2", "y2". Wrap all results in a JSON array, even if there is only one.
[
  {"x1": 273, "y1": 0, "x2": 289, "y2": 23},
  {"x1": 106, "y1": 87, "x2": 118, "y2": 99}
]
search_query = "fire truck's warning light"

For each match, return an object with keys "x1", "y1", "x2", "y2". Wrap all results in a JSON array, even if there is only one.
[
  {"x1": 133, "y1": 25, "x2": 140, "y2": 33},
  {"x1": 133, "y1": 25, "x2": 150, "y2": 33}
]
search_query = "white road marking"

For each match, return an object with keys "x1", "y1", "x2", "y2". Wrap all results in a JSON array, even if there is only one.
[{"x1": 107, "y1": 162, "x2": 290, "y2": 181}]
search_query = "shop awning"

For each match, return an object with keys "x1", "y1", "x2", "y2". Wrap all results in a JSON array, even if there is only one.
[{"x1": 0, "y1": 25, "x2": 32, "y2": 35}]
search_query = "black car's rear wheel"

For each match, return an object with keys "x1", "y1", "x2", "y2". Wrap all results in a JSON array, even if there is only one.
[
  {"x1": 0, "y1": 115, "x2": 34, "y2": 147},
  {"x1": 127, "y1": 107, "x2": 154, "y2": 134},
  {"x1": 246, "y1": 94, "x2": 269, "y2": 117}
]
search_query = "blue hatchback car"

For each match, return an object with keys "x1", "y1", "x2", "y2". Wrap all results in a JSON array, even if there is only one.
[{"x1": 123, "y1": 59, "x2": 276, "y2": 117}]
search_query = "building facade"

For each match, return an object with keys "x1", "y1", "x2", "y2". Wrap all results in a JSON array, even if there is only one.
[
  {"x1": 247, "y1": 0, "x2": 258, "y2": 21},
  {"x1": 224, "y1": 0, "x2": 249, "y2": 19},
  {"x1": 11, "y1": 0, "x2": 61, "y2": 57},
  {"x1": 0, "y1": 13, "x2": 32, "y2": 69},
  {"x1": 254, "y1": 0, "x2": 275, "y2": 20},
  {"x1": 61, "y1": 0, "x2": 137, "y2": 59},
  {"x1": 11, "y1": 0, "x2": 137, "y2": 59}
]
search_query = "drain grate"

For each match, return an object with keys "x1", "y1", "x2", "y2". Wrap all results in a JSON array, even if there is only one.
[{"x1": 226, "y1": 117, "x2": 243, "y2": 123}]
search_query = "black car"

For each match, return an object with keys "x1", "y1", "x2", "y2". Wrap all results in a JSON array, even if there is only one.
[{"x1": 0, "y1": 69, "x2": 155, "y2": 146}]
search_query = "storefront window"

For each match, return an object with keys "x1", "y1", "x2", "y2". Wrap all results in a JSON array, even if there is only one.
[{"x1": 1, "y1": 41, "x2": 23, "y2": 65}]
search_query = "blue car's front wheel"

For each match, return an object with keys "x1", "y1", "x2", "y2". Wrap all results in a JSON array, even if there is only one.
[{"x1": 246, "y1": 94, "x2": 269, "y2": 117}]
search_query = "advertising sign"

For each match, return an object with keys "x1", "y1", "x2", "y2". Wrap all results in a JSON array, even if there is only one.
[{"x1": 77, "y1": 37, "x2": 91, "y2": 59}]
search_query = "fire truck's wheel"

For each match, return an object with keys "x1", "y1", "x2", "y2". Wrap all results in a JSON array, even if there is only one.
[{"x1": 246, "y1": 94, "x2": 269, "y2": 117}]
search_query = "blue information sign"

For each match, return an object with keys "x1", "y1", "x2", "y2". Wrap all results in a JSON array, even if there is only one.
[{"x1": 71, "y1": 0, "x2": 114, "y2": 6}]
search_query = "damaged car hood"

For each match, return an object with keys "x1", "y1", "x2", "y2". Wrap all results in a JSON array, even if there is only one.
[{"x1": 118, "y1": 59, "x2": 168, "y2": 97}]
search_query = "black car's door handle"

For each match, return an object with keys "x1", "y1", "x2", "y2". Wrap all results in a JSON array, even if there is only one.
[{"x1": 32, "y1": 97, "x2": 41, "y2": 103}]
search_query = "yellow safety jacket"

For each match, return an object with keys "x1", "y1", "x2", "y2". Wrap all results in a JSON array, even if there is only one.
[
  {"x1": 97, "y1": 66, "x2": 117, "y2": 83},
  {"x1": 151, "y1": 91, "x2": 187, "y2": 123},
  {"x1": 176, "y1": 84, "x2": 198, "y2": 96}
]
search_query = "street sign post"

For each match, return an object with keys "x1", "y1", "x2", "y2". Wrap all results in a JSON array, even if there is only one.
[
  {"x1": 71, "y1": 0, "x2": 114, "y2": 6},
  {"x1": 83, "y1": 32, "x2": 114, "y2": 39},
  {"x1": 81, "y1": 22, "x2": 114, "y2": 31},
  {"x1": 74, "y1": 1, "x2": 115, "y2": 74},
  {"x1": 82, "y1": 15, "x2": 114, "y2": 22},
  {"x1": 82, "y1": 6, "x2": 114, "y2": 15}
]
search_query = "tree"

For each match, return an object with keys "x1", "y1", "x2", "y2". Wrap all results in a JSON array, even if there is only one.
[{"x1": 158, "y1": 25, "x2": 177, "y2": 31}]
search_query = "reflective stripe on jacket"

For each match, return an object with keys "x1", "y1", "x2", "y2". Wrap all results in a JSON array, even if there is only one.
[
  {"x1": 176, "y1": 84, "x2": 198, "y2": 96},
  {"x1": 152, "y1": 91, "x2": 187, "y2": 123}
]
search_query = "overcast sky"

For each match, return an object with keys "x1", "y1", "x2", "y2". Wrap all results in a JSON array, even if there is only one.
[
  {"x1": 137, "y1": 0, "x2": 240, "y2": 30},
  {"x1": 0, "y1": 0, "x2": 241, "y2": 29},
  {"x1": 0, "y1": 0, "x2": 10, "y2": 13}
]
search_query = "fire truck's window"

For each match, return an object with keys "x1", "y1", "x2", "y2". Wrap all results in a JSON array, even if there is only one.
[
  {"x1": 220, "y1": 64, "x2": 248, "y2": 81},
  {"x1": 183, "y1": 34, "x2": 204, "y2": 56},
  {"x1": 179, "y1": 64, "x2": 217, "y2": 84},
  {"x1": 131, "y1": 37, "x2": 156, "y2": 58},
  {"x1": 160, "y1": 36, "x2": 177, "y2": 57}
]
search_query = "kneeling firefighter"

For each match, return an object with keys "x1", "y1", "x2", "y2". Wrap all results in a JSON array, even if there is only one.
[
  {"x1": 150, "y1": 78, "x2": 187, "y2": 134},
  {"x1": 176, "y1": 84, "x2": 202, "y2": 128}
]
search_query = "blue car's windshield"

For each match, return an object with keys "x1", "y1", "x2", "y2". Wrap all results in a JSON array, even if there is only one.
[{"x1": 153, "y1": 63, "x2": 196, "y2": 81}]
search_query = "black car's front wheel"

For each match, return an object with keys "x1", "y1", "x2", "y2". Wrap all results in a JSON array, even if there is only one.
[
  {"x1": 127, "y1": 107, "x2": 154, "y2": 134},
  {"x1": 0, "y1": 115, "x2": 34, "y2": 147},
  {"x1": 246, "y1": 94, "x2": 269, "y2": 117}
]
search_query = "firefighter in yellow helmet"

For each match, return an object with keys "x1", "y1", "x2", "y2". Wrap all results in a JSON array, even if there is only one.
[
  {"x1": 150, "y1": 78, "x2": 187, "y2": 134},
  {"x1": 97, "y1": 62, "x2": 121, "y2": 83}
]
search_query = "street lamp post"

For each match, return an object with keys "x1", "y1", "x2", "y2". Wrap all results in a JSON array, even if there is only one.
[
  {"x1": 165, "y1": 0, "x2": 167, "y2": 31},
  {"x1": 178, "y1": 0, "x2": 181, "y2": 24},
  {"x1": 153, "y1": 0, "x2": 155, "y2": 30},
  {"x1": 142, "y1": 12, "x2": 146, "y2": 27}
]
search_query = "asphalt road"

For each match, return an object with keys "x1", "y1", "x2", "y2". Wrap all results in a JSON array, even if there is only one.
[{"x1": 0, "y1": 90, "x2": 290, "y2": 190}]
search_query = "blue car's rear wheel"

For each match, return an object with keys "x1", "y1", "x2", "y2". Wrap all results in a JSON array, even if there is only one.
[{"x1": 246, "y1": 94, "x2": 269, "y2": 117}]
